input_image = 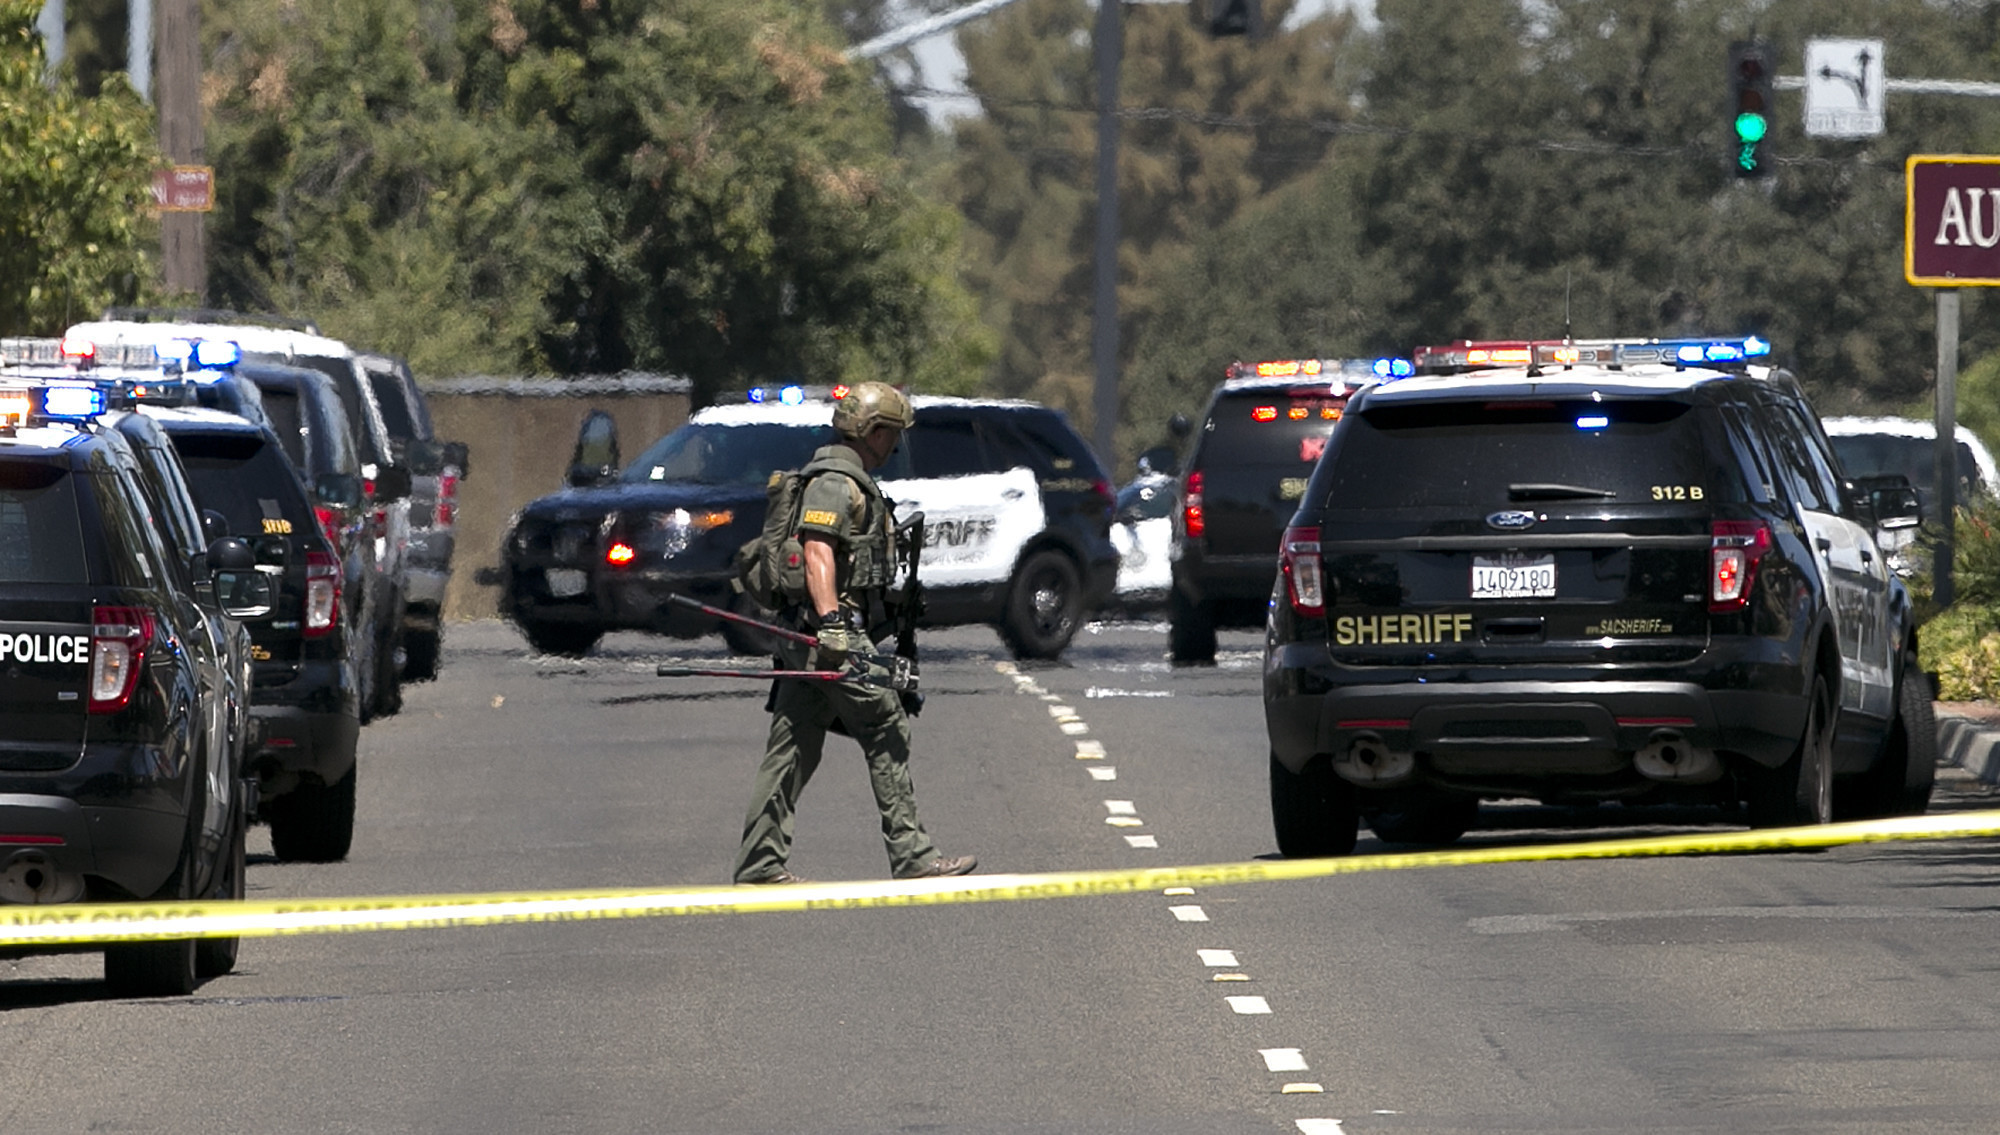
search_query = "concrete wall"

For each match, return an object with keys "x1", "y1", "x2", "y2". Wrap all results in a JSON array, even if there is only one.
[{"x1": 424, "y1": 376, "x2": 691, "y2": 620}]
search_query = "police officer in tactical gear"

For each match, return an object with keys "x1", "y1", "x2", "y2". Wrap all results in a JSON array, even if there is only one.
[{"x1": 732, "y1": 382, "x2": 978, "y2": 885}]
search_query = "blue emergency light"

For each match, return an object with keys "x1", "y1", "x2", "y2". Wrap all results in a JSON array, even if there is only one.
[
  {"x1": 1617, "y1": 336, "x2": 1771, "y2": 367},
  {"x1": 1372, "y1": 357, "x2": 1415, "y2": 379},
  {"x1": 193, "y1": 340, "x2": 241, "y2": 368},
  {"x1": 779, "y1": 385, "x2": 806, "y2": 406},
  {"x1": 1576, "y1": 415, "x2": 1610, "y2": 430},
  {"x1": 40, "y1": 385, "x2": 108, "y2": 420},
  {"x1": 747, "y1": 388, "x2": 768, "y2": 403}
]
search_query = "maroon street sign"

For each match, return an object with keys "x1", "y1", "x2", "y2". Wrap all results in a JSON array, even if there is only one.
[
  {"x1": 151, "y1": 166, "x2": 213, "y2": 213},
  {"x1": 1907, "y1": 155, "x2": 2000, "y2": 286}
]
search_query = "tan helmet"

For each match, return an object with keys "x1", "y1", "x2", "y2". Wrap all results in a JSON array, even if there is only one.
[{"x1": 831, "y1": 382, "x2": 914, "y2": 441}]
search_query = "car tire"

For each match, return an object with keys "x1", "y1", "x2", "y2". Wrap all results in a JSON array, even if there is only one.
[
  {"x1": 520, "y1": 619, "x2": 603, "y2": 657},
  {"x1": 1838, "y1": 660, "x2": 1936, "y2": 820},
  {"x1": 1270, "y1": 753, "x2": 1358, "y2": 858},
  {"x1": 1000, "y1": 549, "x2": 1084, "y2": 660},
  {"x1": 369, "y1": 622, "x2": 404, "y2": 721},
  {"x1": 1168, "y1": 587, "x2": 1217, "y2": 664},
  {"x1": 267, "y1": 767, "x2": 357, "y2": 863},
  {"x1": 196, "y1": 780, "x2": 247, "y2": 979},
  {"x1": 402, "y1": 627, "x2": 442, "y2": 682},
  {"x1": 1747, "y1": 672, "x2": 1834, "y2": 828},
  {"x1": 1364, "y1": 794, "x2": 1479, "y2": 846},
  {"x1": 105, "y1": 768, "x2": 205, "y2": 996},
  {"x1": 721, "y1": 594, "x2": 784, "y2": 657}
]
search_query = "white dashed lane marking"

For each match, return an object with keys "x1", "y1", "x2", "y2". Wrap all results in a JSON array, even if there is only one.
[
  {"x1": 1261, "y1": 1049, "x2": 1309, "y2": 1072},
  {"x1": 1124, "y1": 835, "x2": 1158, "y2": 848},
  {"x1": 1170, "y1": 905, "x2": 1209, "y2": 922},
  {"x1": 1087, "y1": 766, "x2": 1117, "y2": 781},
  {"x1": 1226, "y1": 996, "x2": 1272, "y2": 1015},
  {"x1": 1104, "y1": 800, "x2": 1136, "y2": 815},
  {"x1": 1296, "y1": 1121, "x2": 1346, "y2": 1135},
  {"x1": 1074, "y1": 740, "x2": 1105, "y2": 759},
  {"x1": 1198, "y1": 949, "x2": 1238, "y2": 967}
]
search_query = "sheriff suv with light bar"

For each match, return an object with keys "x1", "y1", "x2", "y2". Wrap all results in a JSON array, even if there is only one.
[
  {"x1": 497, "y1": 385, "x2": 1119, "y2": 659},
  {"x1": 1263, "y1": 337, "x2": 1933, "y2": 856},
  {"x1": 0, "y1": 383, "x2": 260, "y2": 995},
  {"x1": 1165, "y1": 358, "x2": 1396, "y2": 662}
]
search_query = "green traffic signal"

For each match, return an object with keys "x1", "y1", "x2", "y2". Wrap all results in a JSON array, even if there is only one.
[{"x1": 1733, "y1": 110, "x2": 1768, "y2": 144}]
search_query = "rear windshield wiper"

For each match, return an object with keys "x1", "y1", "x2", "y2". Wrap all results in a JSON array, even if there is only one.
[{"x1": 1507, "y1": 482, "x2": 1617, "y2": 501}]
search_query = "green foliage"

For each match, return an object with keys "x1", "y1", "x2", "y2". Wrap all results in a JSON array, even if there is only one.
[
  {"x1": 949, "y1": 0, "x2": 1364, "y2": 441},
  {"x1": 1122, "y1": 0, "x2": 2000, "y2": 468},
  {"x1": 1912, "y1": 498, "x2": 2000, "y2": 698},
  {"x1": 0, "y1": 0, "x2": 159, "y2": 334},
  {"x1": 204, "y1": 0, "x2": 989, "y2": 398}
]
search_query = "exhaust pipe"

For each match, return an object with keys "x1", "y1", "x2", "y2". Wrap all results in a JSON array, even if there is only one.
[
  {"x1": 1633, "y1": 731, "x2": 1721, "y2": 784},
  {"x1": 1332, "y1": 733, "x2": 1416, "y2": 785},
  {"x1": 0, "y1": 849, "x2": 83, "y2": 904}
]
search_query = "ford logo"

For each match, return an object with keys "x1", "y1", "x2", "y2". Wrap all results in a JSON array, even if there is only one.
[{"x1": 1486, "y1": 510, "x2": 1538, "y2": 531}]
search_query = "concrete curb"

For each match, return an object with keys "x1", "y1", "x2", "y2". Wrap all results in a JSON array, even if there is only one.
[{"x1": 1937, "y1": 706, "x2": 2000, "y2": 785}]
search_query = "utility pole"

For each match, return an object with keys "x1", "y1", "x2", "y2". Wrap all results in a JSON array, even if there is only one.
[
  {"x1": 1090, "y1": 0, "x2": 1121, "y2": 471},
  {"x1": 157, "y1": 0, "x2": 204, "y2": 299}
]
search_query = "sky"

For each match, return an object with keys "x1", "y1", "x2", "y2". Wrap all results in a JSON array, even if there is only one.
[{"x1": 895, "y1": 0, "x2": 1375, "y2": 123}]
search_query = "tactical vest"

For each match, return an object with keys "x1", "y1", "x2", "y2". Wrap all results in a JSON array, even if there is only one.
[{"x1": 798, "y1": 451, "x2": 896, "y2": 602}]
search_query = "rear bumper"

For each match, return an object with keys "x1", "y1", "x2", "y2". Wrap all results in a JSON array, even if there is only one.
[
  {"x1": 0, "y1": 733, "x2": 200, "y2": 900},
  {"x1": 505, "y1": 561, "x2": 739, "y2": 637},
  {"x1": 1173, "y1": 551, "x2": 1277, "y2": 622},
  {"x1": 248, "y1": 659, "x2": 360, "y2": 794},
  {"x1": 1264, "y1": 639, "x2": 1807, "y2": 789},
  {"x1": 405, "y1": 564, "x2": 450, "y2": 611}
]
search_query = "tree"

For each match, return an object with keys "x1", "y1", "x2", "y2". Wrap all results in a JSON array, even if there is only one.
[
  {"x1": 949, "y1": 0, "x2": 1366, "y2": 451},
  {"x1": 0, "y1": 0, "x2": 159, "y2": 334},
  {"x1": 205, "y1": 0, "x2": 990, "y2": 398},
  {"x1": 1128, "y1": 0, "x2": 2000, "y2": 457}
]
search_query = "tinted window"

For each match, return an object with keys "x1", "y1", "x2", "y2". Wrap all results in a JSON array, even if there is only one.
[
  {"x1": 0, "y1": 462, "x2": 84, "y2": 583},
  {"x1": 259, "y1": 387, "x2": 307, "y2": 469},
  {"x1": 170, "y1": 432, "x2": 316, "y2": 538},
  {"x1": 1317, "y1": 399, "x2": 1742, "y2": 509},
  {"x1": 293, "y1": 354, "x2": 382, "y2": 463},
  {"x1": 1012, "y1": 410, "x2": 1106, "y2": 479},
  {"x1": 1200, "y1": 390, "x2": 1345, "y2": 469},
  {"x1": 909, "y1": 419, "x2": 988, "y2": 479},
  {"x1": 1829, "y1": 434, "x2": 1985, "y2": 499},
  {"x1": 623, "y1": 423, "x2": 828, "y2": 487},
  {"x1": 368, "y1": 369, "x2": 417, "y2": 440},
  {"x1": 91, "y1": 467, "x2": 170, "y2": 591}
]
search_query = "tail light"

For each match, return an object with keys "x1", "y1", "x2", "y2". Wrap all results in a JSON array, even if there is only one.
[
  {"x1": 313, "y1": 505, "x2": 343, "y2": 549},
  {"x1": 372, "y1": 505, "x2": 389, "y2": 543},
  {"x1": 89, "y1": 606, "x2": 155, "y2": 714},
  {"x1": 1709, "y1": 520, "x2": 1771, "y2": 613},
  {"x1": 436, "y1": 470, "x2": 460, "y2": 527},
  {"x1": 1183, "y1": 470, "x2": 1205, "y2": 540},
  {"x1": 305, "y1": 550, "x2": 340, "y2": 636},
  {"x1": 606, "y1": 541, "x2": 637, "y2": 566},
  {"x1": 1281, "y1": 525, "x2": 1325, "y2": 616}
]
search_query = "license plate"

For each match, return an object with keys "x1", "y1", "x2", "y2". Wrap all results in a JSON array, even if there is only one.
[
  {"x1": 545, "y1": 568, "x2": 588, "y2": 598},
  {"x1": 1471, "y1": 553, "x2": 1555, "y2": 599}
]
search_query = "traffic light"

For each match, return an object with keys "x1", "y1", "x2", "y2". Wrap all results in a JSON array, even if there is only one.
[
  {"x1": 1728, "y1": 40, "x2": 1774, "y2": 178},
  {"x1": 1207, "y1": 0, "x2": 1258, "y2": 38}
]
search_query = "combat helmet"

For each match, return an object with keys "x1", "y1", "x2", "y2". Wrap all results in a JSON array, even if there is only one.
[{"x1": 831, "y1": 381, "x2": 914, "y2": 441}]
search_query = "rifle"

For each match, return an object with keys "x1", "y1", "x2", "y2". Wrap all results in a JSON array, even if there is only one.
[
  {"x1": 657, "y1": 593, "x2": 918, "y2": 692},
  {"x1": 890, "y1": 511, "x2": 926, "y2": 717}
]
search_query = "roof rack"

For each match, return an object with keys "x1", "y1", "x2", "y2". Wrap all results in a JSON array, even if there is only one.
[{"x1": 100, "y1": 307, "x2": 321, "y2": 336}]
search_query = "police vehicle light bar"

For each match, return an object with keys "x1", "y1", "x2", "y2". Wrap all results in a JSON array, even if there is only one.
[
  {"x1": 1412, "y1": 336, "x2": 1773, "y2": 374},
  {"x1": 0, "y1": 383, "x2": 111, "y2": 427},
  {"x1": 1226, "y1": 359, "x2": 1388, "y2": 385}
]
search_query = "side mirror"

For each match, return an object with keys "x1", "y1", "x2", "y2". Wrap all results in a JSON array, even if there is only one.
[
  {"x1": 213, "y1": 568, "x2": 276, "y2": 620},
  {"x1": 1137, "y1": 444, "x2": 1178, "y2": 477},
  {"x1": 569, "y1": 410, "x2": 620, "y2": 488},
  {"x1": 1167, "y1": 413, "x2": 1192, "y2": 441},
  {"x1": 315, "y1": 472, "x2": 364, "y2": 511},
  {"x1": 372, "y1": 463, "x2": 413, "y2": 501},
  {"x1": 442, "y1": 440, "x2": 470, "y2": 478},
  {"x1": 200, "y1": 509, "x2": 229, "y2": 544},
  {"x1": 206, "y1": 535, "x2": 256, "y2": 572},
  {"x1": 1848, "y1": 475, "x2": 1923, "y2": 530}
]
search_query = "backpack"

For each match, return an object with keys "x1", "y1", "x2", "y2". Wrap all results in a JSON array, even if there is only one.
[{"x1": 734, "y1": 459, "x2": 876, "y2": 609}]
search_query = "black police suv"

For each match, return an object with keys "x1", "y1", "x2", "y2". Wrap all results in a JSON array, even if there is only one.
[
  {"x1": 150, "y1": 407, "x2": 363, "y2": 863},
  {"x1": 1262, "y1": 340, "x2": 1932, "y2": 856},
  {"x1": 498, "y1": 393, "x2": 1118, "y2": 659},
  {"x1": 0, "y1": 396, "x2": 255, "y2": 994},
  {"x1": 1167, "y1": 360, "x2": 1383, "y2": 663}
]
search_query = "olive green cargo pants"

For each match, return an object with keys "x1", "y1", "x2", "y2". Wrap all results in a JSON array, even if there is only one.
[{"x1": 732, "y1": 659, "x2": 938, "y2": 882}]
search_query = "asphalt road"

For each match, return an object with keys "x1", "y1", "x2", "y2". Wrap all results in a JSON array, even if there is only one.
[{"x1": 4, "y1": 620, "x2": 2000, "y2": 1134}]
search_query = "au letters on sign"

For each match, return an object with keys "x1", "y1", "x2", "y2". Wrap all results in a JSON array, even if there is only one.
[{"x1": 1906, "y1": 155, "x2": 2000, "y2": 286}]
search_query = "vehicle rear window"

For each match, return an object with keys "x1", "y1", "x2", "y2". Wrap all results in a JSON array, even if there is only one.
[
  {"x1": 1828, "y1": 434, "x2": 1985, "y2": 498},
  {"x1": 260, "y1": 387, "x2": 306, "y2": 469},
  {"x1": 169, "y1": 432, "x2": 315, "y2": 538},
  {"x1": 1316, "y1": 398, "x2": 1742, "y2": 509},
  {"x1": 0, "y1": 462, "x2": 84, "y2": 583},
  {"x1": 293, "y1": 354, "x2": 383, "y2": 463},
  {"x1": 368, "y1": 369, "x2": 417, "y2": 441},
  {"x1": 1201, "y1": 390, "x2": 1347, "y2": 469}
]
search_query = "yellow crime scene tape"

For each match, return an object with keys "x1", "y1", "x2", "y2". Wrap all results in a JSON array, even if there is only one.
[{"x1": 7, "y1": 810, "x2": 2000, "y2": 948}]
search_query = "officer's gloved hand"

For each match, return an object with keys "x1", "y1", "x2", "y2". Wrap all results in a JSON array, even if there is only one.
[{"x1": 811, "y1": 611, "x2": 863, "y2": 670}]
